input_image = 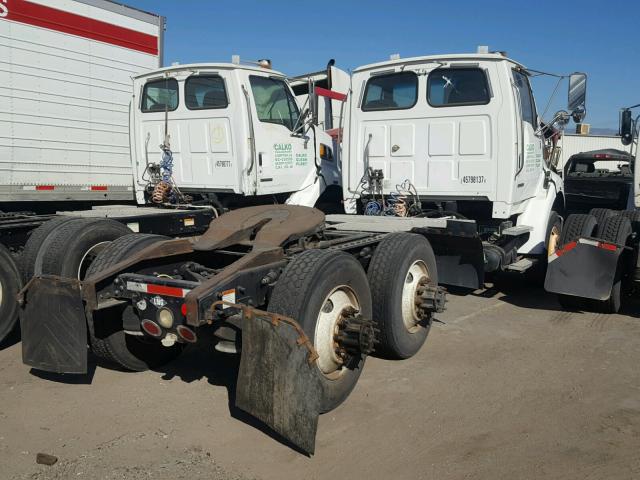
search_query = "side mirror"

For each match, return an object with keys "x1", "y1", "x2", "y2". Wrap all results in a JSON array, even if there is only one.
[
  {"x1": 619, "y1": 108, "x2": 634, "y2": 146},
  {"x1": 567, "y1": 72, "x2": 587, "y2": 123}
]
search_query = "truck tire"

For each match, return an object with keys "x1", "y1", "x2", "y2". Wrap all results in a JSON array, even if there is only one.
[
  {"x1": 85, "y1": 234, "x2": 184, "y2": 371},
  {"x1": 36, "y1": 218, "x2": 132, "y2": 280},
  {"x1": 589, "y1": 208, "x2": 616, "y2": 235},
  {"x1": 619, "y1": 210, "x2": 640, "y2": 234},
  {"x1": 20, "y1": 216, "x2": 77, "y2": 283},
  {"x1": 0, "y1": 245, "x2": 21, "y2": 344},
  {"x1": 559, "y1": 214, "x2": 598, "y2": 246},
  {"x1": 367, "y1": 233, "x2": 438, "y2": 359},
  {"x1": 268, "y1": 249, "x2": 373, "y2": 413},
  {"x1": 596, "y1": 215, "x2": 633, "y2": 313}
]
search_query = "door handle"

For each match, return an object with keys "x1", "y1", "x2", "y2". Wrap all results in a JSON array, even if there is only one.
[
  {"x1": 258, "y1": 153, "x2": 263, "y2": 167},
  {"x1": 392, "y1": 144, "x2": 400, "y2": 153}
]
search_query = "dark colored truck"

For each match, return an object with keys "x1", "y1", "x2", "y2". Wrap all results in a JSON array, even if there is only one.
[{"x1": 544, "y1": 111, "x2": 640, "y2": 312}]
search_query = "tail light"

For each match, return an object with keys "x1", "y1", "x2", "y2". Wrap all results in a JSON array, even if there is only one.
[
  {"x1": 176, "y1": 325, "x2": 197, "y2": 343},
  {"x1": 141, "y1": 319, "x2": 162, "y2": 338}
]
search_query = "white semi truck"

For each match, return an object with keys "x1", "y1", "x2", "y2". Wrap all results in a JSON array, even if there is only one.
[
  {"x1": 16, "y1": 48, "x2": 594, "y2": 454},
  {"x1": 0, "y1": 0, "x2": 345, "y2": 343},
  {"x1": 341, "y1": 51, "x2": 586, "y2": 288}
]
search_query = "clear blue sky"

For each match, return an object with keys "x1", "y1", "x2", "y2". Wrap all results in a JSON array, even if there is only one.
[{"x1": 127, "y1": 0, "x2": 639, "y2": 129}]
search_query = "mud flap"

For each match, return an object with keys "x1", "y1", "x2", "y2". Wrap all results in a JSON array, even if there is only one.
[
  {"x1": 235, "y1": 311, "x2": 322, "y2": 455},
  {"x1": 424, "y1": 231, "x2": 485, "y2": 289},
  {"x1": 19, "y1": 276, "x2": 88, "y2": 374},
  {"x1": 544, "y1": 241, "x2": 623, "y2": 300}
]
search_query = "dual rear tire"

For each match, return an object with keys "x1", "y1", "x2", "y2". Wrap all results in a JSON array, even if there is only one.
[
  {"x1": 0, "y1": 245, "x2": 21, "y2": 344},
  {"x1": 267, "y1": 233, "x2": 438, "y2": 412},
  {"x1": 557, "y1": 211, "x2": 634, "y2": 313}
]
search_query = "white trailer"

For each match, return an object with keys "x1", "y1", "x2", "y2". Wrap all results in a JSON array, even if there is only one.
[{"x1": 0, "y1": 0, "x2": 165, "y2": 203}]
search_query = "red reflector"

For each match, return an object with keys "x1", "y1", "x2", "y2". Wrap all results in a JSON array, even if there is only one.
[
  {"x1": 180, "y1": 304, "x2": 188, "y2": 316},
  {"x1": 141, "y1": 319, "x2": 162, "y2": 337},
  {"x1": 593, "y1": 154, "x2": 611, "y2": 159},
  {"x1": 556, "y1": 241, "x2": 577, "y2": 256},
  {"x1": 36, "y1": 185, "x2": 55, "y2": 191},
  {"x1": 176, "y1": 325, "x2": 197, "y2": 343},
  {"x1": 91, "y1": 186, "x2": 108, "y2": 191},
  {"x1": 598, "y1": 242, "x2": 617, "y2": 251},
  {"x1": 146, "y1": 284, "x2": 185, "y2": 298}
]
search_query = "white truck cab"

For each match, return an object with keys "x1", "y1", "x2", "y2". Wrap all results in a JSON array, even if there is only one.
[
  {"x1": 343, "y1": 52, "x2": 586, "y2": 260},
  {"x1": 131, "y1": 62, "x2": 341, "y2": 210}
]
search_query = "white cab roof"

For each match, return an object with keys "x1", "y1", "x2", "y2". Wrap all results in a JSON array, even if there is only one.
[
  {"x1": 134, "y1": 63, "x2": 287, "y2": 80},
  {"x1": 354, "y1": 53, "x2": 526, "y2": 73}
]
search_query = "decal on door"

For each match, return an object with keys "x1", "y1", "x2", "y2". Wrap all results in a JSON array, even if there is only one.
[
  {"x1": 295, "y1": 152, "x2": 308, "y2": 166},
  {"x1": 0, "y1": 1, "x2": 8, "y2": 18},
  {"x1": 525, "y1": 143, "x2": 542, "y2": 173},
  {"x1": 274, "y1": 143, "x2": 294, "y2": 169},
  {"x1": 215, "y1": 160, "x2": 232, "y2": 168}
]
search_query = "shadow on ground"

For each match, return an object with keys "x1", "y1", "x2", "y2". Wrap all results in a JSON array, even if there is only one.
[
  {"x1": 155, "y1": 328, "x2": 311, "y2": 455},
  {"x1": 449, "y1": 271, "x2": 640, "y2": 318},
  {"x1": 0, "y1": 325, "x2": 20, "y2": 351}
]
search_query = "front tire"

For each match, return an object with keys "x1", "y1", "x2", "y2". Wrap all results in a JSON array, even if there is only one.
[
  {"x1": 268, "y1": 249, "x2": 372, "y2": 413},
  {"x1": 367, "y1": 233, "x2": 438, "y2": 359}
]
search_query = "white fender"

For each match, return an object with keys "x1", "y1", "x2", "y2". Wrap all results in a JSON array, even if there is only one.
[{"x1": 517, "y1": 171, "x2": 563, "y2": 255}]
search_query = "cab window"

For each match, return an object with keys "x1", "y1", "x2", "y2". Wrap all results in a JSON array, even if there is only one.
[
  {"x1": 249, "y1": 76, "x2": 300, "y2": 131},
  {"x1": 185, "y1": 75, "x2": 228, "y2": 110},
  {"x1": 512, "y1": 70, "x2": 537, "y2": 127},
  {"x1": 141, "y1": 78, "x2": 178, "y2": 112},
  {"x1": 427, "y1": 68, "x2": 490, "y2": 107},
  {"x1": 362, "y1": 72, "x2": 418, "y2": 111}
]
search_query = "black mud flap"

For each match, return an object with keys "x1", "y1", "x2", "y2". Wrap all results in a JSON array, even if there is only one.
[
  {"x1": 544, "y1": 240, "x2": 624, "y2": 300},
  {"x1": 19, "y1": 276, "x2": 88, "y2": 374},
  {"x1": 235, "y1": 311, "x2": 322, "y2": 455},
  {"x1": 424, "y1": 231, "x2": 485, "y2": 289}
]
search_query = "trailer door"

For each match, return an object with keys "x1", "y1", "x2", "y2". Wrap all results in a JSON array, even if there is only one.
[{"x1": 247, "y1": 75, "x2": 315, "y2": 195}]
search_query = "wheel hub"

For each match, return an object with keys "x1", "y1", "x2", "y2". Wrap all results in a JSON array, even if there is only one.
[
  {"x1": 334, "y1": 307, "x2": 377, "y2": 360},
  {"x1": 415, "y1": 280, "x2": 448, "y2": 319},
  {"x1": 401, "y1": 260, "x2": 430, "y2": 332}
]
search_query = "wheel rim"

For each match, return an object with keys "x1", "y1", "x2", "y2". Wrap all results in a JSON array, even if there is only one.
[
  {"x1": 547, "y1": 224, "x2": 561, "y2": 256},
  {"x1": 314, "y1": 285, "x2": 360, "y2": 379},
  {"x1": 401, "y1": 260, "x2": 429, "y2": 333},
  {"x1": 77, "y1": 241, "x2": 110, "y2": 280}
]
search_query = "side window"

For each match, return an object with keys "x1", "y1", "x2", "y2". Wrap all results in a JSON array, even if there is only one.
[
  {"x1": 512, "y1": 70, "x2": 537, "y2": 127},
  {"x1": 141, "y1": 78, "x2": 178, "y2": 113},
  {"x1": 185, "y1": 75, "x2": 228, "y2": 110},
  {"x1": 249, "y1": 76, "x2": 300, "y2": 131},
  {"x1": 427, "y1": 68, "x2": 490, "y2": 107},
  {"x1": 362, "y1": 72, "x2": 418, "y2": 111}
]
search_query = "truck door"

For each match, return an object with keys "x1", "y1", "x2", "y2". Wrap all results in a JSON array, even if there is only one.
[
  {"x1": 247, "y1": 75, "x2": 314, "y2": 196},
  {"x1": 512, "y1": 70, "x2": 544, "y2": 202}
]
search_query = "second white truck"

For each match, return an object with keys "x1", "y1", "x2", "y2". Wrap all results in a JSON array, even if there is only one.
[{"x1": 340, "y1": 50, "x2": 587, "y2": 288}]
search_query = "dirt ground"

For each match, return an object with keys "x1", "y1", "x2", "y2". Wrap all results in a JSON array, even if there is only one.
[{"x1": 2, "y1": 277, "x2": 640, "y2": 480}]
